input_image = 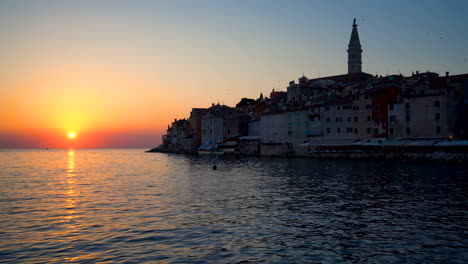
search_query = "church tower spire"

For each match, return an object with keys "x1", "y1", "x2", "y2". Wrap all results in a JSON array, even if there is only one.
[{"x1": 347, "y1": 18, "x2": 362, "y2": 74}]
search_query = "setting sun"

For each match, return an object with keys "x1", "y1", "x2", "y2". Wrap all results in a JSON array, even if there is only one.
[{"x1": 68, "y1": 132, "x2": 76, "y2": 139}]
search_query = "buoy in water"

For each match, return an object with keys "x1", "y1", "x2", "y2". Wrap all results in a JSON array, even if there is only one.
[{"x1": 212, "y1": 165, "x2": 217, "y2": 170}]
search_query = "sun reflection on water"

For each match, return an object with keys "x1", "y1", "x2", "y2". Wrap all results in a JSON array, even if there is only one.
[{"x1": 62, "y1": 149, "x2": 81, "y2": 229}]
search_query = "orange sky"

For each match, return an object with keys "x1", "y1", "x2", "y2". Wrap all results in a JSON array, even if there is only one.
[
  {"x1": 0, "y1": 62, "x2": 196, "y2": 148},
  {"x1": 1, "y1": 1, "x2": 467, "y2": 148}
]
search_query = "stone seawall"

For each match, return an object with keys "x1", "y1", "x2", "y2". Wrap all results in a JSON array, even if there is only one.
[{"x1": 304, "y1": 150, "x2": 467, "y2": 163}]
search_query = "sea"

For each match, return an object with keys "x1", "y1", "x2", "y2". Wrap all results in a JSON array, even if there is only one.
[{"x1": 0, "y1": 148, "x2": 467, "y2": 263}]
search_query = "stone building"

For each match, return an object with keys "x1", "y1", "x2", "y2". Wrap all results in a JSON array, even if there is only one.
[
  {"x1": 351, "y1": 92, "x2": 373, "y2": 141},
  {"x1": 259, "y1": 112, "x2": 289, "y2": 156},
  {"x1": 189, "y1": 108, "x2": 208, "y2": 148}
]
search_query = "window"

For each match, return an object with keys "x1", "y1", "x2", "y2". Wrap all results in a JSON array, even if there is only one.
[
  {"x1": 436, "y1": 126, "x2": 441, "y2": 134},
  {"x1": 348, "y1": 117, "x2": 352, "y2": 122},
  {"x1": 326, "y1": 128, "x2": 331, "y2": 134},
  {"x1": 337, "y1": 105, "x2": 341, "y2": 110},
  {"x1": 297, "y1": 122, "x2": 300, "y2": 126},
  {"x1": 405, "y1": 103, "x2": 410, "y2": 109},
  {"x1": 389, "y1": 104, "x2": 394, "y2": 111},
  {"x1": 288, "y1": 130, "x2": 292, "y2": 135},
  {"x1": 354, "y1": 116, "x2": 358, "y2": 122},
  {"x1": 354, "y1": 128, "x2": 358, "y2": 134},
  {"x1": 406, "y1": 127, "x2": 411, "y2": 135},
  {"x1": 326, "y1": 117, "x2": 330, "y2": 123},
  {"x1": 375, "y1": 116, "x2": 380, "y2": 123},
  {"x1": 374, "y1": 94, "x2": 379, "y2": 100},
  {"x1": 337, "y1": 128, "x2": 341, "y2": 133},
  {"x1": 335, "y1": 117, "x2": 339, "y2": 122},
  {"x1": 374, "y1": 128, "x2": 379, "y2": 134},
  {"x1": 367, "y1": 128, "x2": 372, "y2": 134},
  {"x1": 367, "y1": 116, "x2": 371, "y2": 121},
  {"x1": 435, "y1": 113, "x2": 440, "y2": 120},
  {"x1": 366, "y1": 104, "x2": 372, "y2": 110},
  {"x1": 325, "y1": 106, "x2": 330, "y2": 111},
  {"x1": 390, "y1": 127, "x2": 395, "y2": 135},
  {"x1": 353, "y1": 106, "x2": 359, "y2": 110},
  {"x1": 347, "y1": 128, "x2": 353, "y2": 133},
  {"x1": 435, "y1": 100, "x2": 440, "y2": 107},
  {"x1": 390, "y1": 115, "x2": 396, "y2": 122},
  {"x1": 406, "y1": 115, "x2": 410, "y2": 122},
  {"x1": 365, "y1": 94, "x2": 370, "y2": 100},
  {"x1": 374, "y1": 104, "x2": 379, "y2": 112}
]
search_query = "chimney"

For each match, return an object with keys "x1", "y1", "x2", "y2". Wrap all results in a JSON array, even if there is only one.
[
  {"x1": 416, "y1": 71, "x2": 419, "y2": 75},
  {"x1": 446, "y1": 72, "x2": 449, "y2": 77}
]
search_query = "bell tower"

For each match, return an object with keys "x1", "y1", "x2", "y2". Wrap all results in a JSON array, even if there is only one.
[{"x1": 347, "y1": 18, "x2": 362, "y2": 74}]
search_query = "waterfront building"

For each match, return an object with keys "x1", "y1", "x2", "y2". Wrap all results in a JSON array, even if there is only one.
[
  {"x1": 322, "y1": 100, "x2": 356, "y2": 141},
  {"x1": 370, "y1": 83, "x2": 401, "y2": 138},
  {"x1": 307, "y1": 104, "x2": 324, "y2": 139},
  {"x1": 201, "y1": 112, "x2": 224, "y2": 149},
  {"x1": 286, "y1": 110, "x2": 310, "y2": 155},
  {"x1": 389, "y1": 94, "x2": 449, "y2": 138},
  {"x1": 155, "y1": 19, "x2": 468, "y2": 156},
  {"x1": 352, "y1": 91, "x2": 373, "y2": 141},
  {"x1": 248, "y1": 120, "x2": 260, "y2": 137},
  {"x1": 189, "y1": 108, "x2": 208, "y2": 148},
  {"x1": 259, "y1": 112, "x2": 289, "y2": 156},
  {"x1": 388, "y1": 73, "x2": 468, "y2": 139}
]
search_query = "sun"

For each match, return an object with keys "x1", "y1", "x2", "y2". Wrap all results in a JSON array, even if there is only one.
[{"x1": 68, "y1": 132, "x2": 76, "y2": 139}]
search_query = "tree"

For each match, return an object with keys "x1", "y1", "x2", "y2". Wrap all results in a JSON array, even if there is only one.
[{"x1": 235, "y1": 98, "x2": 256, "y2": 108}]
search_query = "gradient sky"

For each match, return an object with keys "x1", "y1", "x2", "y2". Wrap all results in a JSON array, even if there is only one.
[{"x1": 1, "y1": 0, "x2": 467, "y2": 148}]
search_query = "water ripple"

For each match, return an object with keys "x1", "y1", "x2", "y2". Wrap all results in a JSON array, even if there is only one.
[{"x1": 0, "y1": 150, "x2": 467, "y2": 263}]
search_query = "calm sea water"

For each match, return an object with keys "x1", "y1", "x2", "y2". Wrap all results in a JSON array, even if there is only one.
[{"x1": 0, "y1": 149, "x2": 467, "y2": 263}]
